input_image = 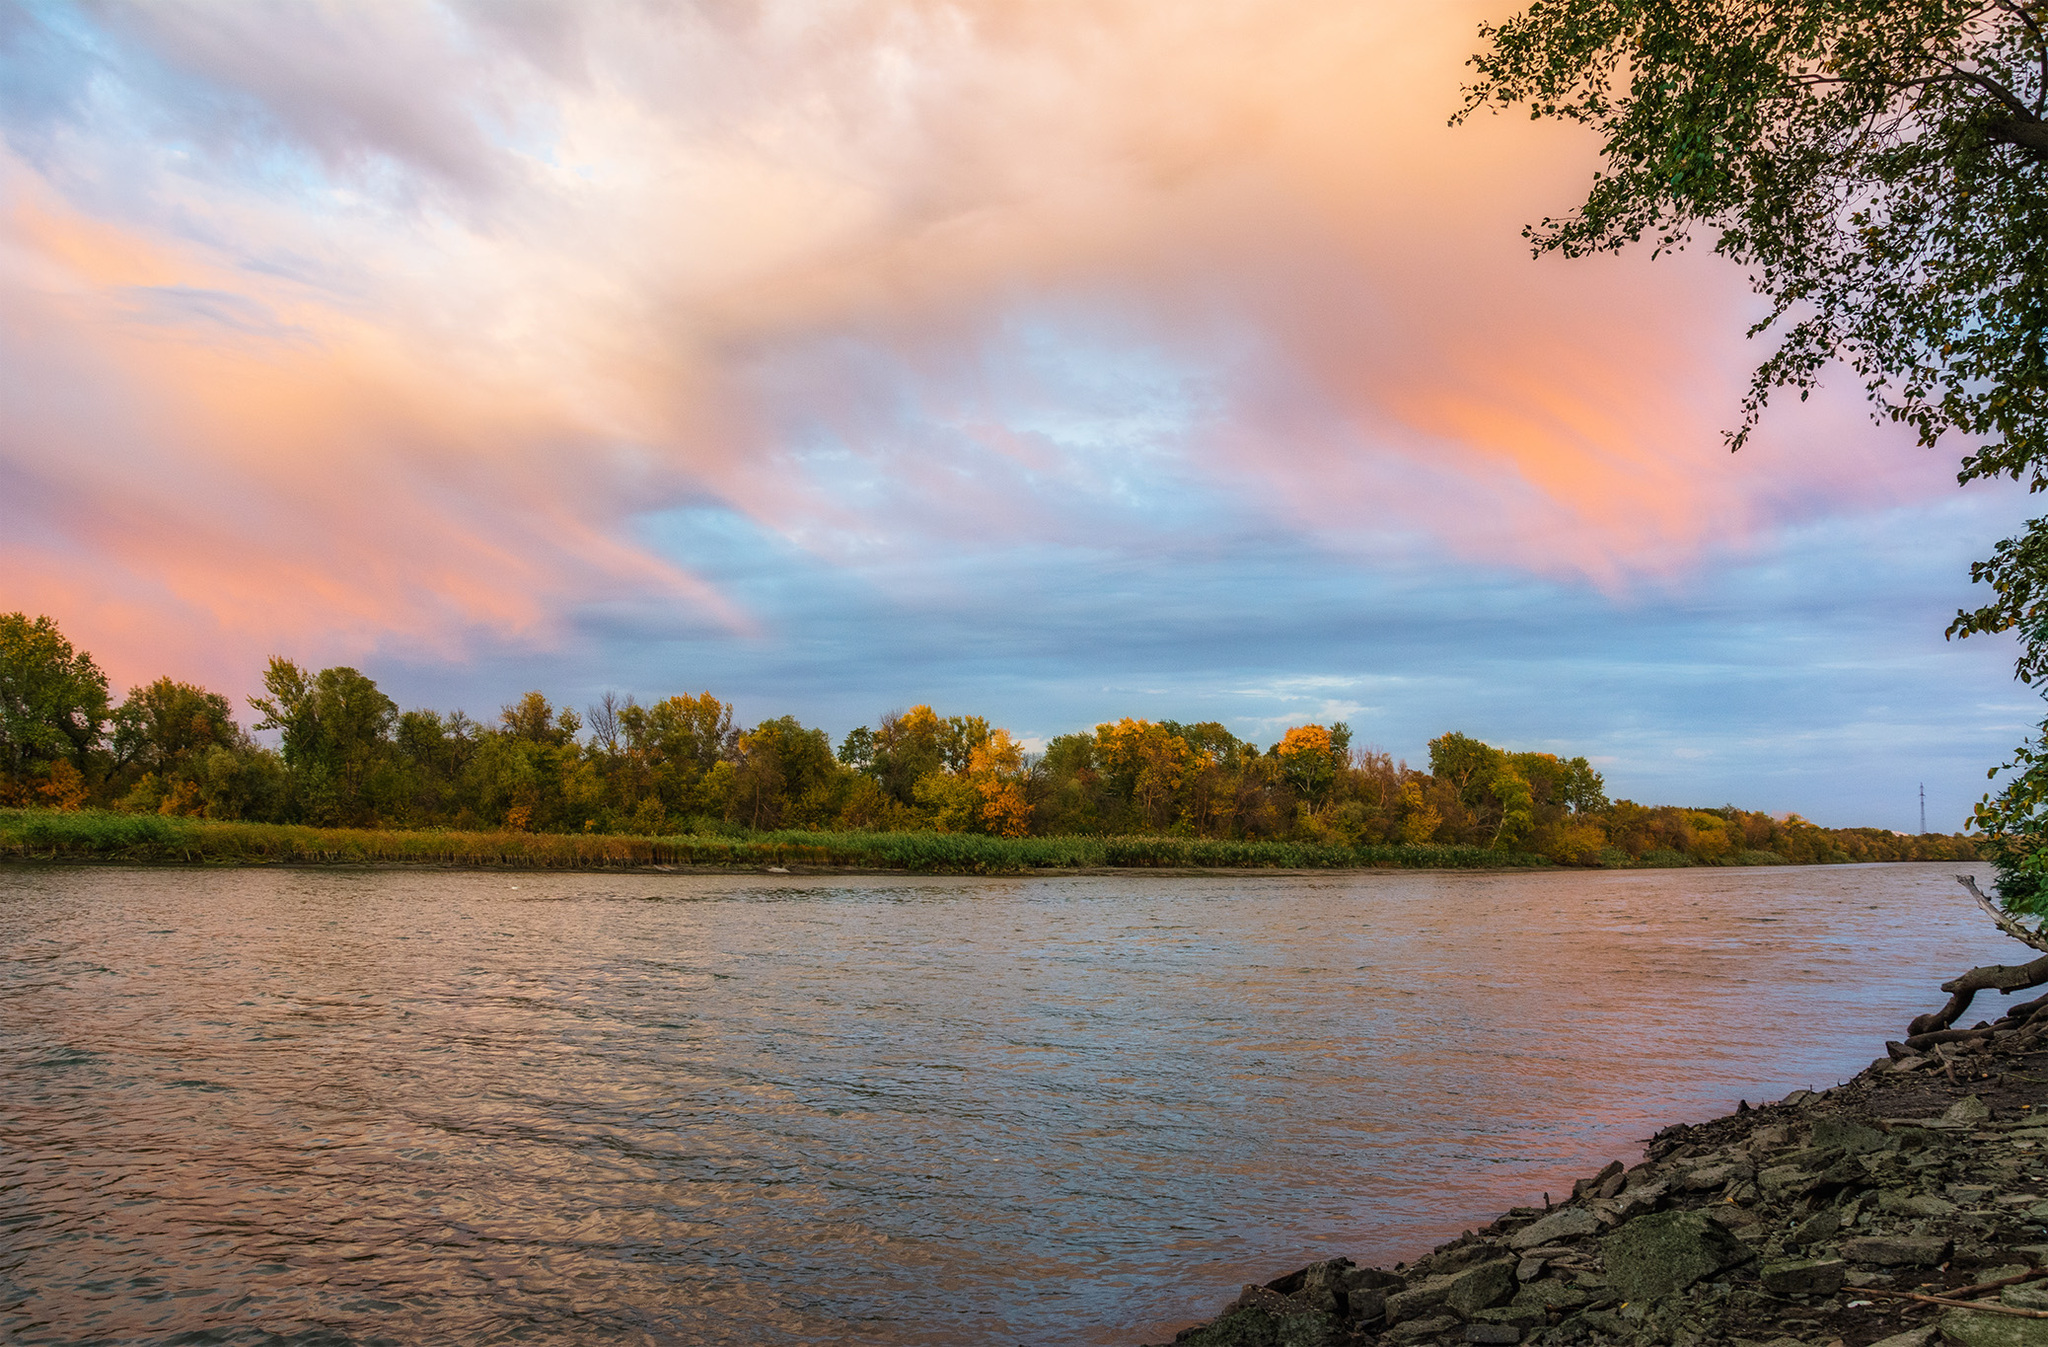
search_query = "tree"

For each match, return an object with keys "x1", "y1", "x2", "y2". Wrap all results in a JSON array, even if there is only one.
[
  {"x1": 0, "y1": 613, "x2": 110, "y2": 797},
  {"x1": 248, "y1": 659, "x2": 398, "y2": 822},
  {"x1": 112, "y1": 678, "x2": 239, "y2": 776},
  {"x1": 1275, "y1": 724, "x2": 1340, "y2": 812},
  {"x1": 1462, "y1": 0, "x2": 2048, "y2": 1029}
]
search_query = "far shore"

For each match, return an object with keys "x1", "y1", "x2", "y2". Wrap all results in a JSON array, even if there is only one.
[{"x1": 0, "y1": 807, "x2": 1977, "y2": 878}]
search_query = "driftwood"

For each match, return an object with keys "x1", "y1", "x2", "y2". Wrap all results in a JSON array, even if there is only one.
[
  {"x1": 1906, "y1": 876, "x2": 2048, "y2": 1036},
  {"x1": 1858, "y1": 1286, "x2": 2048, "y2": 1319}
]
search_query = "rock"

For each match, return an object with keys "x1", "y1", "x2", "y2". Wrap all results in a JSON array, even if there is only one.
[
  {"x1": 1463, "y1": 1325, "x2": 1520, "y2": 1344},
  {"x1": 1867, "y1": 1328, "x2": 1937, "y2": 1347},
  {"x1": 1789, "y1": 1209, "x2": 1840, "y2": 1247},
  {"x1": 1288, "y1": 1260, "x2": 1350, "y2": 1316},
  {"x1": 1382, "y1": 1314, "x2": 1459, "y2": 1344},
  {"x1": 1574, "y1": 1161, "x2": 1625, "y2": 1199},
  {"x1": 1506, "y1": 1207, "x2": 1600, "y2": 1250},
  {"x1": 1385, "y1": 1258, "x2": 1515, "y2": 1325},
  {"x1": 1815, "y1": 1119, "x2": 1890, "y2": 1154},
  {"x1": 1444, "y1": 1259, "x2": 1517, "y2": 1318},
  {"x1": 1510, "y1": 1280, "x2": 1589, "y2": 1313},
  {"x1": 1175, "y1": 1301, "x2": 1343, "y2": 1347},
  {"x1": 1843, "y1": 1234, "x2": 1954, "y2": 1266},
  {"x1": 1384, "y1": 1275, "x2": 1454, "y2": 1325},
  {"x1": 1759, "y1": 1163, "x2": 1813, "y2": 1195},
  {"x1": 1683, "y1": 1163, "x2": 1736, "y2": 1191},
  {"x1": 1600, "y1": 1210, "x2": 1752, "y2": 1300},
  {"x1": 1759, "y1": 1258, "x2": 1847, "y2": 1295},
  {"x1": 1883, "y1": 1190, "x2": 1961, "y2": 1217},
  {"x1": 1345, "y1": 1286, "x2": 1387, "y2": 1325},
  {"x1": 2007, "y1": 1282, "x2": 2048, "y2": 1312},
  {"x1": 1946, "y1": 1096, "x2": 1994, "y2": 1125},
  {"x1": 1939, "y1": 1308, "x2": 2048, "y2": 1346},
  {"x1": 2026, "y1": 1201, "x2": 2048, "y2": 1222}
]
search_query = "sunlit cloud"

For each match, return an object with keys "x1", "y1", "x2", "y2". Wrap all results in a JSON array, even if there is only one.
[{"x1": 0, "y1": 0, "x2": 2025, "y2": 824}]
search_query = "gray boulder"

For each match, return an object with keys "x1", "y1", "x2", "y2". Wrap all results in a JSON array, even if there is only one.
[
  {"x1": 1600, "y1": 1210, "x2": 1751, "y2": 1301},
  {"x1": 1506, "y1": 1207, "x2": 1600, "y2": 1250}
]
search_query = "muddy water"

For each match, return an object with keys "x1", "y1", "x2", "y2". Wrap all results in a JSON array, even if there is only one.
[{"x1": 0, "y1": 863, "x2": 2018, "y2": 1345}]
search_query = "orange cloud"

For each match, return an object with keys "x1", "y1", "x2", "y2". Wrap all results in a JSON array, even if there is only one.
[{"x1": 0, "y1": 0, "x2": 1950, "y2": 695}]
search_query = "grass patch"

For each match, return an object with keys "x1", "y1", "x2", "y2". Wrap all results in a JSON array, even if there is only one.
[{"x1": 0, "y1": 809, "x2": 1551, "y2": 874}]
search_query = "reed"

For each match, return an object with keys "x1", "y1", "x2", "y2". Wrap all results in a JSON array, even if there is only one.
[{"x1": 0, "y1": 809, "x2": 1551, "y2": 873}]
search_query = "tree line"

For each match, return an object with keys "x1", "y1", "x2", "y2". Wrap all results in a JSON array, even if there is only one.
[{"x1": 0, "y1": 612, "x2": 1972, "y2": 866}]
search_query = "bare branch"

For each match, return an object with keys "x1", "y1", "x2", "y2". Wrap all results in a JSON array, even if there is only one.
[{"x1": 1961, "y1": 873, "x2": 2048, "y2": 952}]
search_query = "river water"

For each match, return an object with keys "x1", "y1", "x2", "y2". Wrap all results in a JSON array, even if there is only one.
[{"x1": 0, "y1": 862, "x2": 2022, "y2": 1345}]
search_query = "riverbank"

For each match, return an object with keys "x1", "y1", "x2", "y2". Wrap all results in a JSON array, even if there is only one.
[
  {"x1": 1153, "y1": 1011, "x2": 2048, "y2": 1346},
  {"x1": 0, "y1": 809, "x2": 1543, "y2": 873},
  {"x1": 0, "y1": 809, "x2": 1976, "y2": 876}
]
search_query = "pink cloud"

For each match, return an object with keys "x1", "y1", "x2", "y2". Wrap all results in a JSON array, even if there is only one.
[{"x1": 0, "y1": 0, "x2": 1962, "y2": 696}]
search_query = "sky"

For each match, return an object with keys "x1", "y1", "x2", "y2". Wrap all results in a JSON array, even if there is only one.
[{"x1": 0, "y1": 0, "x2": 2039, "y2": 830}]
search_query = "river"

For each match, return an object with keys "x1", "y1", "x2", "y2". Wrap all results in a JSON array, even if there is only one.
[{"x1": 0, "y1": 862, "x2": 2019, "y2": 1345}]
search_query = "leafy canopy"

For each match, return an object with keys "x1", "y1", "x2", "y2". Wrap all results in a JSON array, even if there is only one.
[
  {"x1": 1462, "y1": 0, "x2": 2048, "y2": 620},
  {"x1": 1461, "y1": 0, "x2": 2048, "y2": 894},
  {"x1": 0, "y1": 612, "x2": 110, "y2": 779}
]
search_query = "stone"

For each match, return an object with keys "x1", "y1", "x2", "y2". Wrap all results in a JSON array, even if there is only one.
[
  {"x1": 1684, "y1": 1163, "x2": 1737, "y2": 1191},
  {"x1": 1464, "y1": 1325, "x2": 1520, "y2": 1344},
  {"x1": 2007, "y1": 1281, "x2": 2048, "y2": 1312},
  {"x1": 1843, "y1": 1235, "x2": 1953, "y2": 1266},
  {"x1": 1815, "y1": 1119, "x2": 1891, "y2": 1154},
  {"x1": 1574, "y1": 1161, "x2": 1625, "y2": 1199},
  {"x1": 1866, "y1": 1329, "x2": 1937, "y2": 1347},
  {"x1": 1760, "y1": 1258, "x2": 1847, "y2": 1296},
  {"x1": 1939, "y1": 1308, "x2": 2048, "y2": 1346},
  {"x1": 1346, "y1": 1286, "x2": 1387, "y2": 1324},
  {"x1": 2027, "y1": 1201, "x2": 2048, "y2": 1222},
  {"x1": 1289, "y1": 1260, "x2": 1350, "y2": 1316},
  {"x1": 1176, "y1": 1302, "x2": 1343, "y2": 1347},
  {"x1": 1510, "y1": 1281, "x2": 1589, "y2": 1313},
  {"x1": 1883, "y1": 1190, "x2": 1960, "y2": 1218},
  {"x1": 1946, "y1": 1096, "x2": 1994, "y2": 1125},
  {"x1": 1760, "y1": 1164, "x2": 1813, "y2": 1195},
  {"x1": 1506, "y1": 1207, "x2": 1600, "y2": 1250},
  {"x1": 1601, "y1": 1210, "x2": 1751, "y2": 1301},
  {"x1": 1382, "y1": 1314, "x2": 1459, "y2": 1344},
  {"x1": 1384, "y1": 1275, "x2": 1455, "y2": 1325},
  {"x1": 1789, "y1": 1209, "x2": 1840, "y2": 1247},
  {"x1": 1444, "y1": 1260, "x2": 1517, "y2": 1318}
]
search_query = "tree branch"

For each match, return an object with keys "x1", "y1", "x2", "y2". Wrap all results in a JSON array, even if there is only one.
[
  {"x1": 1906, "y1": 877, "x2": 2048, "y2": 1034},
  {"x1": 1989, "y1": 114, "x2": 2048, "y2": 159}
]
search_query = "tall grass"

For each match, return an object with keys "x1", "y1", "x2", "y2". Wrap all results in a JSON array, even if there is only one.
[{"x1": 0, "y1": 809, "x2": 1551, "y2": 874}]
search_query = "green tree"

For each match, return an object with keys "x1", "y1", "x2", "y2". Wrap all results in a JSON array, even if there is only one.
[
  {"x1": 0, "y1": 613, "x2": 110, "y2": 795},
  {"x1": 248, "y1": 659, "x2": 398, "y2": 822},
  {"x1": 1460, "y1": 3, "x2": 2048, "y2": 913},
  {"x1": 112, "y1": 678, "x2": 239, "y2": 776}
]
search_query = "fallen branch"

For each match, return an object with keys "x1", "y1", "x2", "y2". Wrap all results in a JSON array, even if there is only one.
[
  {"x1": 1907, "y1": 878, "x2": 2048, "y2": 1035},
  {"x1": 1859, "y1": 1288, "x2": 2048, "y2": 1318}
]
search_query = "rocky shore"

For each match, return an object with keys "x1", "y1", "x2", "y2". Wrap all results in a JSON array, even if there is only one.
[{"x1": 1150, "y1": 1018, "x2": 2048, "y2": 1347}]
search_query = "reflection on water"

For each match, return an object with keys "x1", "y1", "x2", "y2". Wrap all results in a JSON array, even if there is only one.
[{"x1": 0, "y1": 863, "x2": 2018, "y2": 1344}]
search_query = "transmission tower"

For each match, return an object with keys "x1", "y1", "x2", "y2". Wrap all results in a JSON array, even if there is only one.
[{"x1": 1920, "y1": 782, "x2": 1926, "y2": 835}]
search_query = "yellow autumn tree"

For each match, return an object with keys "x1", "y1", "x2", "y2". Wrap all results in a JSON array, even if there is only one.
[
  {"x1": 1095, "y1": 718, "x2": 1190, "y2": 830},
  {"x1": 1275, "y1": 724, "x2": 1338, "y2": 812},
  {"x1": 968, "y1": 728, "x2": 1032, "y2": 837}
]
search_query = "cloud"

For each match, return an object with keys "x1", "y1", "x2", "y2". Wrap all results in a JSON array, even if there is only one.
[{"x1": 0, "y1": 0, "x2": 2017, "y2": 818}]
